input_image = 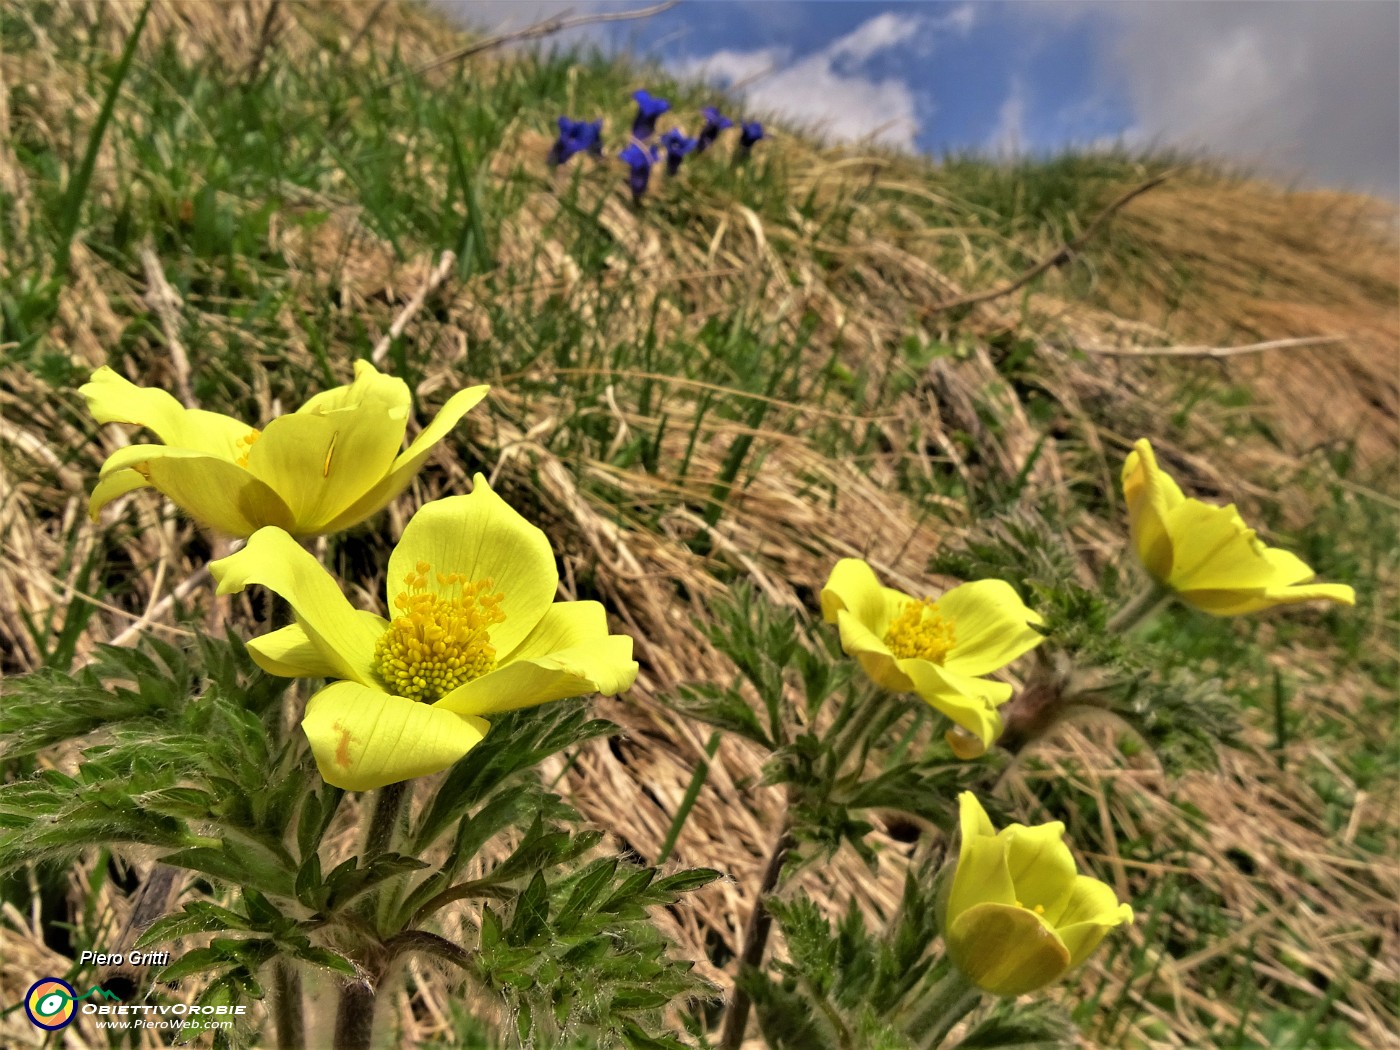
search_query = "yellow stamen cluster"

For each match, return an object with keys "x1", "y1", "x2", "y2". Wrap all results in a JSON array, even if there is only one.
[
  {"x1": 1015, "y1": 900, "x2": 1047, "y2": 915},
  {"x1": 884, "y1": 599, "x2": 957, "y2": 664},
  {"x1": 373, "y1": 561, "x2": 506, "y2": 703},
  {"x1": 234, "y1": 428, "x2": 262, "y2": 468}
]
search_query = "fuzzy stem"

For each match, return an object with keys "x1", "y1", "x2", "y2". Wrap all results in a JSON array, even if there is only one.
[
  {"x1": 907, "y1": 968, "x2": 982, "y2": 1049},
  {"x1": 272, "y1": 959, "x2": 305, "y2": 1050},
  {"x1": 1107, "y1": 581, "x2": 1172, "y2": 634},
  {"x1": 333, "y1": 978, "x2": 377, "y2": 1050},
  {"x1": 331, "y1": 783, "x2": 408, "y2": 1050},
  {"x1": 364, "y1": 781, "x2": 408, "y2": 860},
  {"x1": 719, "y1": 820, "x2": 796, "y2": 1050}
]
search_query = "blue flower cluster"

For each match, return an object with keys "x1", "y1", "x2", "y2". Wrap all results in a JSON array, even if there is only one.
[{"x1": 549, "y1": 89, "x2": 766, "y2": 202}]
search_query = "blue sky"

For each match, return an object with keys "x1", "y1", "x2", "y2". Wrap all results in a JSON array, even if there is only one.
[{"x1": 440, "y1": 2, "x2": 1400, "y2": 197}]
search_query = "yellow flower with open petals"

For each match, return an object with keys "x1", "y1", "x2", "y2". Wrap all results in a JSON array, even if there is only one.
[
  {"x1": 209, "y1": 475, "x2": 638, "y2": 790},
  {"x1": 82, "y1": 361, "x2": 487, "y2": 537},
  {"x1": 1122, "y1": 439, "x2": 1355, "y2": 616},
  {"x1": 820, "y1": 559, "x2": 1044, "y2": 750},
  {"x1": 946, "y1": 793, "x2": 1133, "y2": 997}
]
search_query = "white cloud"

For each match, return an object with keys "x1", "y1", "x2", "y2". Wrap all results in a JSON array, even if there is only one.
[
  {"x1": 987, "y1": 77, "x2": 1025, "y2": 156},
  {"x1": 673, "y1": 11, "x2": 953, "y2": 151},
  {"x1": 677, "y1": 46, "x2": 783, "y2": 90},
  {"x1": 932, "y1": 3, "x2": 977, "y2": 39},
  {"x1": 1091, "y1": 3, "x2": 1399, "y2": 195},
  {"x1": 830, "y1": 12, "x2": 929, "y2": 63}
]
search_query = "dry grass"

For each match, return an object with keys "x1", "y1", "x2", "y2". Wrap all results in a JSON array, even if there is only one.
[{"x1": 1, "y1": 3, "x2": 1396, "y2": 1048}]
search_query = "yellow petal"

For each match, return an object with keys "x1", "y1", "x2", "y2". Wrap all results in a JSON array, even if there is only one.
[
  {"x1": 902, "y1": 659, "x2": 1009, "y2": 747},
  {"x1": 302, "y1": 681, "x2": 489, "y2": 790},
  {"x1": 88, "y1": 468, "x2": 154, "y2": 521},
  {"x1": 1184, "y1": 581, "x2": 1357, "y2": 616},
  {"x1": 947, "y1": 902, "x2": 1071, "y2": 997},
  {"x1": 81, "y1": 367, "x2": 251, "y2": 459},
  {"x1": 1160, "y1": 500, "x2": 1282, "y2": 592},
  {"x1": 314, "y1": 384, "x2": 489, "y2": 536},
  {"x1": 944, "y1": 727, "x2": 989, "y2": 761},
  {"x1": 210, "y1": 527, "x2": 382, "y2": 685},
  {"x1": 1166, "y1": 521, "x2": 1355, "y2": 614},
  {"x1": 388, "y1": 475, "x2": 558, "y2": 659},
  {"x1": 1121, "y1": 439, "x2": 1182, "y2": 581},
  {"x1": 1053, "y1": 877, "x2": 1134, "y2": 966},
  {"x1": 245, "y1": 403, "x2": 406, "y2": 535},
  {"x1": 296, "y1": 359, "x2": 410, "y2": 416},
  {"x1": 100, "y1": 447, "x2": 294, "y2": 536},
  {"x1": 820, "y1": 558, "x2": 897, "y2": 626},
  {"x1": 1000, "y1": 822, "x2": 1075, "y2": 912},
  {"x1": 948, "y1": 793, "x2": 1014, "y2": 922},
  {"x1": 958, "y1": 791, "x2": 998, "y2": 844},
  {"x1": 246, "y1": 612, "x2": 389, "y2": 678},
  {"x1": 935, "y1": 579, "x2": 1045, "y2": 677},
  {"x1": 436, "y1": 601, "x2": 637, "y2": 716},
  {"x1": 833, "y1": 610, "x2": 915, "y2": 692}
]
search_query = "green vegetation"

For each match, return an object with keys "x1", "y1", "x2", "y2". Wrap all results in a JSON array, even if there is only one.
[{"x1": 1, "y1": 3, "x2": 1395, "y2": 1049}]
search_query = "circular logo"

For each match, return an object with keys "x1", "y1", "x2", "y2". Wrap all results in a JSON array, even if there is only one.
[{"x1": 25, "y1": 978, "x2": 77, "y2": 1030}]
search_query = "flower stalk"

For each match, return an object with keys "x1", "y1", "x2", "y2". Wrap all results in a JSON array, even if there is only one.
[
  {"x1": 333, "y1": 976, "x2": 378, "y2": 1050},
  {"x1": 905, "y1": 968, "x2": 982, "y2": 1050},
  {"x1": 271, "y1": 959, "x2": 306, "y2": 1050},
  {"x1": 1106, "y1": 581, "x2": 1172, "y2": 634},
  {"x1": 719, "y1": 817, "x2": 796, "y2": 1050}
]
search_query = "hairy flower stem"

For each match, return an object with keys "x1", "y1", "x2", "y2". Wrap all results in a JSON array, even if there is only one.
[
  {"x1": 1107, "y1": 582, "x2": 1172, "y2": 634},
  {"x1": 364, "y1": 781, "x2": 408, "y2": 860},
  {"x1": 719, "y1": 819, "x2": 796, "y2": 1050},
  {"x1": 272, "y1": 960, "x2": 305, "y2": 1050},
  {"x1": 332, "y1": 783, "x2": 409, "y2": 1050},
  {"x1": 906, "y1": 969, "x2": 981, "y2": 1049},
  {"x1": 333, "y1": 978, "x2": 377, "y2": 1050}
]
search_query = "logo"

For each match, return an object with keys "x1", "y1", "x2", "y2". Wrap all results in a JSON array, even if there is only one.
[
  {"x1": 24, "y1": 978, "x2": 77, "y2": 1030},
  {"x1": 23, "y1": 979, "x2": 123, "y2": 1030}
]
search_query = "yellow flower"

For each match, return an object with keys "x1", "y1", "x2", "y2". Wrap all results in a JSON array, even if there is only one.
[
  {"x1": 819, "y1": 559, "x2": 1044, "y2": 751},
  {"x1": 1122, "y1": 439, "x2": 1355, "y2": 616},
  {"x1": 946, "y1": 793, "x2": 1133, "y2": 997},
  {"x1": 208, "y1": 475, "x2": 638, "y2": 790},
  {"x1": 82, "y1": 362, "x2": 488, "y2": 537}
]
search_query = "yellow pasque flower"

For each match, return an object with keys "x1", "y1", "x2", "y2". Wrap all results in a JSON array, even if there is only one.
[
  {"x1": 1122, "y1": 439, "x2": 1355, "y2": 616},
  {"x1": 946, "y1": 792, "x2": 1133, "y2": 997},
  {"x1": 819, "y1": 559, "x2": 1044, "y2": 750},
  {"x1": 82, "y1": 361, "x2": 488, "y2": 537},
  {"x1": 209, "y1": 475, "x2": 638, "y2": 790}
]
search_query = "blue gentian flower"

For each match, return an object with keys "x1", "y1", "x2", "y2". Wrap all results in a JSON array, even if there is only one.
[
  {"x1": 575, "y1": 118, "x2": 604, "y2": 156},
  {"x1": 660, "y1": 128, "x2": 697, "y2": 175},
  {"x1": 548, "y1": 116, "x2": 604, "y2": 166},
  {"x1": 696, "y1": 106, "x2": 734, "y2": 153},
  {"x1": 619, "y1": 142, "x2": 659, "y2": 202},
  {"x1": 548, "y1": 116, "x2": 585, "y2": 166},
  {"x1": 739, "y1": 121, "x2": 765, "y2": 149},
  {"x1": 631, "y1": 89, "x2": 671, "y2": 139}
]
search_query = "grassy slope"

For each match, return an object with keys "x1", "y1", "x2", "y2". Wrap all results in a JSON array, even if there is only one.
[{"x1": 1, "y1": 2, "x2": 1396, "y2": 1047}]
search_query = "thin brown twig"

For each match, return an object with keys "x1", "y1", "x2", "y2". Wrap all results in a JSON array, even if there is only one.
[
  {"x1": 242, "y1": 0, "x2": 283, "y2": 85},
  {"x1": 140, "y1": 243, "x2": 195, "y2": 408},
  {"x1": 378, "y1": 1, "x2": 680, "y2": 88},
  {"x1": 1076, "y1": 334, "x2": 1346, "y2": 359},
  {"x1": 103, "y1": 567, "x2": 209, "y2": 650},
  {"x1": 921, "y1": 170, "x2": 1175, "y2": 316},
  {"x1": 339, "y1": 0, "x2": 389, "y2": 62},
  {"x1": 370, "y1": 250, "x2": 457, "y2": 367}
]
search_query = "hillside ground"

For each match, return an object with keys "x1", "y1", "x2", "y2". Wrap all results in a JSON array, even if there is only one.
[{"x1": 1, "y1": 3, "x2": 1396, "y2": 1048}]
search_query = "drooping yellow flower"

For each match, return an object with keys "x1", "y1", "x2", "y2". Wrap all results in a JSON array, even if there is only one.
[
  {"x1": 946, "y1": 793, "x2": 1133, "y2": 997},
  {"x1": 209, "y1": 475, "x2": 638, "y2": 790},
  {"x1": 1122, "y1": 439, "x2": 1355, "y2": 616},
  {"x1": 82, "y1": 362, "x2": 488, "y2": 538},
  {"x1": 819, "y1": 559, "x2": 1044, "y2": 751}
]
